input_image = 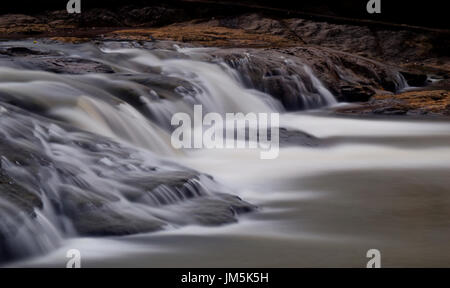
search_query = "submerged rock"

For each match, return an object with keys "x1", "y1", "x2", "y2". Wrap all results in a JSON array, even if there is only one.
[
  {"x1": 0, "y1": 167, "x2": 53, "y2": 264},
  {"x1": 0, "y1": 169, "x2": 42, "y2": 218},
  {"x1": 279, "y1": 128, "x2": 321, "y2": 147},
  {"x1": 0, "y1": 102, "x2": 255, "y2": 262}
]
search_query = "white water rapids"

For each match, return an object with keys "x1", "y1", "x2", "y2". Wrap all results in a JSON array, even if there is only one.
[{"x1": 1, "y1": 41, "x2": 450, "y2": 267}]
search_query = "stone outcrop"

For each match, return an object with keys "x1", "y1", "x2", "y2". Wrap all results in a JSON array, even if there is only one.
[{"x1": 336, "y1": 90, "x2": 450, "y2": 116}]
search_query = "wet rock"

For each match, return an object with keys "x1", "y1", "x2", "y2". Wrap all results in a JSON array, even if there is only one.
[
  {"x1": 0, "y1": 47, "x2": 46, "y2": 56},
  {"x1": 0, "y1": 103, "x2": 255, "y2": 242},
  {"x1": 58, "y1": 171, "x2": 256, "y2": 236},
  {"x1": 27, "y1": 57, "x2": 115, "y2": 74},
  {"x1": 0, "y1": 166, "x2": 46, "y2": 263},
  {"x1": 59, "y1": 186, "x2": 165, "y2": 236},
  {"x1": 121, "y1": 74, "x2": 196, "y2": 101},
  {"x1": 212, "y1": 49, "x2": 330, "y2": 109},
  {"x1": 373, "y1": 106, "x2": 408, "y2": 115},
  {"x1": 400, "y1": 71, "x2": 428, "y2": 87},
  {"x1": 335, "y1": 90, "x2": 450, "y2": 117},
  {"x1": 279, "y1": 128, "x2": 321, "y2": 147},
  {"x1": 340, "y1": 85, "x2": 376, "y2": 102},
  {"x1": 121, "y1": 171, "x2": 204, "y2": 203},
  {"x1": 211, "y1": 47, "x2": 405, "y2": 108},
  {"x1": 181, "y1": 196, "x2": 255, "y2": 226},
  {"x1": 0, "y1": 44, "x2": 114, "y2": 74},
  {"x1": 0, "y1": 168, "x2": 42, "y2": 218}
]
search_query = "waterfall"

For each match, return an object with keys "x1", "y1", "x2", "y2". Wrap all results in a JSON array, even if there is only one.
[
  {"x1": 0, "y1": 69, "x2": 174, "y2": 155},
  {"x1": 302, "y1": 65, "x2": 337, "y2": 106},
  {"x1": 0, "y1": 103, "x2": 254, "y2": 263},
  {"x1": 0, "y1": 41, "x2": 339, "y2": 264},
  {"x1": 97, "y1": 47, "x2": 284, "y2": 128},
  {"x1": 0, "y1": 199, "x2": 62, "y2": 263},
  {"x1": 394, "y1": 71, "x2": 410, "y2": 92},
  {"x1": 222, "y1": 52, "x2": 337, "y2": 110}
]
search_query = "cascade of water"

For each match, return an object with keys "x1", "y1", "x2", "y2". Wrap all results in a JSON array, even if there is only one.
[
  {"x1": 0, "y1": 199, "x2": 62, "y2": 263},
  {"x1": 0, "y1": 41, "x2": 337, "y2": 264},
  {"x1": 394, "y1": 71, "x2": 412, "y2": 92},
  {"x1": 0, "y1": 104, "x2": 253, "y2": 263},
  {"x1": 302, "y1": 65, "x2": 337, "y2": 106},
  {"x1": 97, "y1": 48, "x2": 284, "y2": 127},
  {"x1": 223, "y1": 53, "x2": 337, "y2": 110}
]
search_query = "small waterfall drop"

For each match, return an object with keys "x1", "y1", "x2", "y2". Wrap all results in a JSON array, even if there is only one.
[{"x1": 221, "y1": 52, "x2": 337, "y2": 110}]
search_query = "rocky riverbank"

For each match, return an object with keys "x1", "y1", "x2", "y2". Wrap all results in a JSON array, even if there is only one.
[
  {"x1": 335, "y1": 89, "x2": 450, "y2": 116},
  {"x1": 1, "y1": 7, "x2": 449, "y2": 117}
]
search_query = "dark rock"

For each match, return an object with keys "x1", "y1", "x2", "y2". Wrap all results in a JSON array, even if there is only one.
[
  {"x1": 0, "y1": 47, "x2": 46, "y2": 56},
  {"x1": 122, "y1": 74, "x2": 196, "y2": 101},
  {"x1": 340, "y1": 85, "x2": 375, "y2": 102},
  {"x1": 0, "y1": 167, "x2": 43, "y2": 218},
  {"x1": 120, "y1": 6, "x2": 187, "y2": 27},
  {"x1": 0, "y1": 103, "x2": 255, "y2": 241},
  {"x1": 0, "y1": 14, "x2": 40, "y2": 26},
  {"x1": 373, "y1": 107, "x2": 408, "y2": 115},
  {"x1": 181, "y1": 196, "x2": 254, "y2": 226},
  {"x1": 210, "y1": 46, "x2": 406, "y2": 108},
  {"x1": 400, "y1": 71, "x2": 428, "y2": 87},
  {"x1": 279, "y1": 128, "x2": 321, "y2": 147},
  {"x1": 444, "y1": 104, "x2": 450, "y2": 116},
  {"x1": 0, "y1": 165, "x2": 46, "y2": 264},
  {"x1": 27, "y1": 57, "x2": 115, "y2": 74},
  {"x1": 59, "y1": 186, "x2": 165, "y2": 236},
  {"x1": 0, "y1": 44, "x2": 115, "y2": 74}
]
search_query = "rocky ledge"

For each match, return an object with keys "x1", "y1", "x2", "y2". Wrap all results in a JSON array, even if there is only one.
[
  {"x1": 335, "y1": 89, "x2": 450, "y2": 117},
  {"x1": 1, "y1": 9, "x2": 448, "y2": 117}
]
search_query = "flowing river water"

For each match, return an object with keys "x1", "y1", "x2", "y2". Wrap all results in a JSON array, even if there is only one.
[{"x1": 1, "y1": 41, "x2": 449, "y2": 267}]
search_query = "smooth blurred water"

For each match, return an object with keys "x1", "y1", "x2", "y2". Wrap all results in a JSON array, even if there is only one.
[
  {"x1": 1, "y1": 41, "x2": 449, "y2": 267},
  {"x1": 9, "y1": 113, "x2": 450, "y2": 267}
]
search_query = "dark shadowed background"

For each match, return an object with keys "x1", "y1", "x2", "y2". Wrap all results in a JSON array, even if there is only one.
[{"x1": 0, "y1": 0, "x2": 447, "y2": 29}]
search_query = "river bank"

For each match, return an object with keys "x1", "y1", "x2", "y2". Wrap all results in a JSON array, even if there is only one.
[{"x1": 1, "y1": 8, "x2": 449, "y2": 117}]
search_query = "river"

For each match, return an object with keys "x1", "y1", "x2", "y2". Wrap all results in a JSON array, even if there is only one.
[{"x1": 1, "y1": 41, "x2": 449, "y2": 267}]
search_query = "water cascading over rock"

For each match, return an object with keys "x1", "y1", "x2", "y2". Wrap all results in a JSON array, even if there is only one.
[{"x1": 0, "y1": 40, "x2": 341, "y2": 264}]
